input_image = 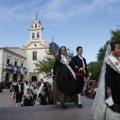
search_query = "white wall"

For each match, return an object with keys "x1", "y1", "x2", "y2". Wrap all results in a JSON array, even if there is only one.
[
  {"x1": 25, "y1": 48, "x2": 48, "y2": 81},
  {"x1": 3, "y1": 51, "x2": 26, "y2": 67},
  {"x1": 0, "y1": 50, "x2": 3, "y2": 81},
  {"x1": 2, "y1": 49, "x2": 26, "y2": 81}
]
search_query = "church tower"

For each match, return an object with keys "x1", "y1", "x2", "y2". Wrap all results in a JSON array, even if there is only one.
[
  {"x1": 26, "y1": 16, "x2": 46, "y2": 45},
  {"x1": 23, "y1": 16, "x2": 49, "y2": 82}
]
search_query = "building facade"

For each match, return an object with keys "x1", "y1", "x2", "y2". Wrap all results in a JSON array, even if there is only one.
[
  {"x1": 0, "y1": 47, "x2": 26, "y2": 82},
  {"x1": 0, "y1": 18, "x2": 59, "y2": 82}
]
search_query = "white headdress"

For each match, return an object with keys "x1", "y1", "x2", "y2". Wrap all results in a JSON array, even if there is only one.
[{"x1": 91, "y1": 44, "x2": 111, "y2": 120}]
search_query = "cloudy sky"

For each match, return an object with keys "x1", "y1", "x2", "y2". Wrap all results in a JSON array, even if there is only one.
[{"x1": 0, "y1": 0, "x2": 120, "y2": 63}]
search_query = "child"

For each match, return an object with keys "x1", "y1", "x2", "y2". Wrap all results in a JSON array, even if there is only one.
[
  {"x1": 33, "y1": 85, "x2": 40, "y2": 104},
  {"x1": 23, "y1": 88, "x2": 33, "y2": 106},
  {"x1": 39, "y1": 85, "x2": 47, "y2": 105},
  {"x1": 35, "y1": 85, "x2": 47, "y2": 105}
]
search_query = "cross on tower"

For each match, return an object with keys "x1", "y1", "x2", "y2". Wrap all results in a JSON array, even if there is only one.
[
  {"x1": 36, "y1": 12, "x2": 38, "y2": 20},
  {"x1": 51, "y1": 37, "x2": 55, "y2": 50},
  {"x1": 51, "y1": 37, "x2": 54, "y2": 42}
]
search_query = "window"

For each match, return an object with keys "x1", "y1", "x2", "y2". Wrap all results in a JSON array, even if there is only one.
[
  {"x1": 21, "y1": 63, "x2": 23, "y2": 67},
  {"x1": 35, "y1": 24, "x2": 37, "y2": 28},
  {"x1": 7, "y1": 59, "x2": 10, "y2": 64},
  {"x1": 15, "y1": 61, "x2": 17, "y2": 66},
  {"x1": 33, "y1": 51, "x2": 37, "y2": 60},
  {"x1": 6, "y1": 56, "x2": 11, "y2": 65},
  {"x1": 37, "y1": 32, "x2": 39, "y2": 38},
  {"x1": 32, "y1": 33, "x2": 35, "y2": 38}
]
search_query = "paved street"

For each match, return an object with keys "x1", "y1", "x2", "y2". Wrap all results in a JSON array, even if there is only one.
[
  {"x1": 0, "y1": 89, "x2": 94, "y2": 120},
  {"x1": 0, "y1": 89, "x2": 15, "y2": 108}
]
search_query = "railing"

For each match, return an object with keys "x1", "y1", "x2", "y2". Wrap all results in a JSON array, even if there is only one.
[
  {"x1": 3, "y1": 65, "x2": 13, "y2": 71},
  {"x1": 3, "y1": 65, "x2": 27, "y2": 75},
  {"x1": 21, "y1": 67, "x2": 27, "y2": 75}
]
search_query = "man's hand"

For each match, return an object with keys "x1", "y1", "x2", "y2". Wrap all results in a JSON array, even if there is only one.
[
  {"x1": 79, "y1": 67, "x2": 84, "y2": 71},
  {"x1": 86, "y1": 77, "x2": 89, "y2": 82}
]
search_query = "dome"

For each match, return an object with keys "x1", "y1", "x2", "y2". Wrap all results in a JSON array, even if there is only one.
[
  {"x1": 49, "y1": 42, "x2": 59, "y2": 51},
  {"x1": 32, "y1": 19, "x2": 41, "y2": 24}
]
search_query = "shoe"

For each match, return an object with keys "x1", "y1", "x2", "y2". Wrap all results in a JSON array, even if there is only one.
[
  {"x1": 78, "y1": 104, "x2": 83, "y2": 108},
  {"x1": 74, "y1": 101, "x2": 78, "y2": 105},
  {"x1": 61, "y1": 102, "x2": 67, "y2": 109}
]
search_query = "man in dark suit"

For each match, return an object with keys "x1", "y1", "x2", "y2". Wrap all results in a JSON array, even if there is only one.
[
  {"x1": 14, "y1": 80, "x2": 24, "y2": 107},
  {"x1": 70, "y1": 46, "x2": 89, "y2": 108}
]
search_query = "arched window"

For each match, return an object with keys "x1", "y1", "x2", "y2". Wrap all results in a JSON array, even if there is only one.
[
  {"x1": 37, "y1": 32, "x2": 39, "y2": 38},
  {"x1": 35, "y1": 24, "x2": 37, "y2": 28},
  {"x1": 32, "y1": 33, "x2": 35, "y2": 39}
]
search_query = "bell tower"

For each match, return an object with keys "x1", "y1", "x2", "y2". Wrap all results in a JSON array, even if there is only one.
[
  {"x1": 27, "y1": 14, "x2": 46, "y2": 45},
  {"x1": 22, "y1": 15, "x2": 49, "y2": 82}
]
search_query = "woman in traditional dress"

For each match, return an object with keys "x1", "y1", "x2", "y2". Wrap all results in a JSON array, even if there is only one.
[
  {"x1": 23, "y1": 88, "x2": 33, "y2": 106},
  {"x1": 92, "y1": 42, "x2": 120, "y2": 120},
  {"x1": 49, "y1": 46, "x2": 77, "y2": 108}
]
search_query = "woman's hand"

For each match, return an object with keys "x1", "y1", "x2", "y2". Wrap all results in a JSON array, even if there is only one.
[
  {"x1": 115, "y1": 61, "x2": 119, "y2": 65},
  {"x1": 107, "y1": 88, "x2": 112, "y2": 97},
  {"x1": 86, "y1": 77, "x2": 89, "y2": 82},
  {"x1": 75, "y1": 65, "x2": 79, "y2": 68}
]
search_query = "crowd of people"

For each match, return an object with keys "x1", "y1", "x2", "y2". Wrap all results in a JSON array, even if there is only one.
[
  {"x1": 9, "y1": 78, "x2": 98, "y2": 107},
  {"x1": 81, "y1": 81, "x2": 98, "y2": 99},
  {"x1": 10, "y1": 79, "x2": 52, "y2": 107}
]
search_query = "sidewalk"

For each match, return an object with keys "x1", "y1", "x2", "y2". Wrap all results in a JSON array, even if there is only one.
[
  {"x1": 0, "y1": 89, "x2": 15, "y2": 108},
  {"x1": 0, "y1": 89, "x2": 94, "y2": 120}
]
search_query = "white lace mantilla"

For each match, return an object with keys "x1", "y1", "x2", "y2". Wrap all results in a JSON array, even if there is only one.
[
  {"x1": 107, "y1": 55, "x2": 120, "y2": 74},
  {"x1": 24, "y1": 94, "x2": 32, "y2": 100},
  {"x1": 91, "y1": 48, "x2": 120, "y2": 120},
  {"x1": 60, "y1": 55, "x2": 76, "y2": 79}
]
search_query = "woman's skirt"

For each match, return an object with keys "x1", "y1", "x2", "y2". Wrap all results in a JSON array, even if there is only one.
[{"x1": 49, "y1": 65, "x2": 77, "y2": 102}]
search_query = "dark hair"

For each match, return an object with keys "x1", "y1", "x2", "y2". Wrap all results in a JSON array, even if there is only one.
[
  {"x1": 40, "y1": 79, "x2": 43, "y2": 82},
  {"x1": 59, "y1": 46, "x2": 67, "y2": 55},
  {"x1": 110, "y1": 42, "x2": 120, "y2": 51},
  {"x1": 76, "y1": 46, "x2": 82, "y2": 51}
]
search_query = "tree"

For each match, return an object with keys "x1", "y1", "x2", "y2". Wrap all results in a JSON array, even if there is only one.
[
  {"x1": 88, "y1": 28, "x2": 120, "y2": 81},
  {"x1": 111, "y1": 29, "x2": 120, "y2": 42},
  {"x1": 88, "y1": 61, "x2": 102, "y2": 80},
  {"x1": 67, "y1": 48, "x2": 74, "y2": 60},
  {"x1": 97, "y1": 29, "x2": 120, "y2": 62},
  {"x1": 34, "y1": 50, "x2": 58, "y2": 78},
  {"x1": 97, "y1": 40, "x2": 110, "y2": 61}
]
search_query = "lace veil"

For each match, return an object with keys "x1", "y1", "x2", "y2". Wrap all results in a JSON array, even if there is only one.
[{"x1": 91, "y1": 45, "x2": 111, "y2": 120}]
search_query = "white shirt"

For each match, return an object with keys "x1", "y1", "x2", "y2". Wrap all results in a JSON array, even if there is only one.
[
  {"x1": 18, "y1": 85, "x2": 21, "y2": 92},
  {"x1": 78, "y1": 55, "x2": 86, "y2": 73}
]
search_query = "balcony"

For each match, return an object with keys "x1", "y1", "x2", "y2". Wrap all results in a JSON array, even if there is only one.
[
  {"x1": 3, "y1": 65, "x2": 27, "y2": 75},
  {"x1": 3, "y1": 65, "x2": 13, "y2": 72},
  {"x1": 20, "y1": 67, "x2": 27, "y2": 75}
]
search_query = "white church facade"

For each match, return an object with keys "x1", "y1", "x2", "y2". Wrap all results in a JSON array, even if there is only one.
[{"x1": 0, "y1": 18, "x2": 59, "y2": 83}]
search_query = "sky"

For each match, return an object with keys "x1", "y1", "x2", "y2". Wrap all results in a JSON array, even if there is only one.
[{"x1": 0, "y1": 0, "x2": 120, "y2": 63}]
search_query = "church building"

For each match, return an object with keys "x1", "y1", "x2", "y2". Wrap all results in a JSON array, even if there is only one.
[{"x1": 0, "y1": 17, "x2": 59, "y2": 83}]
